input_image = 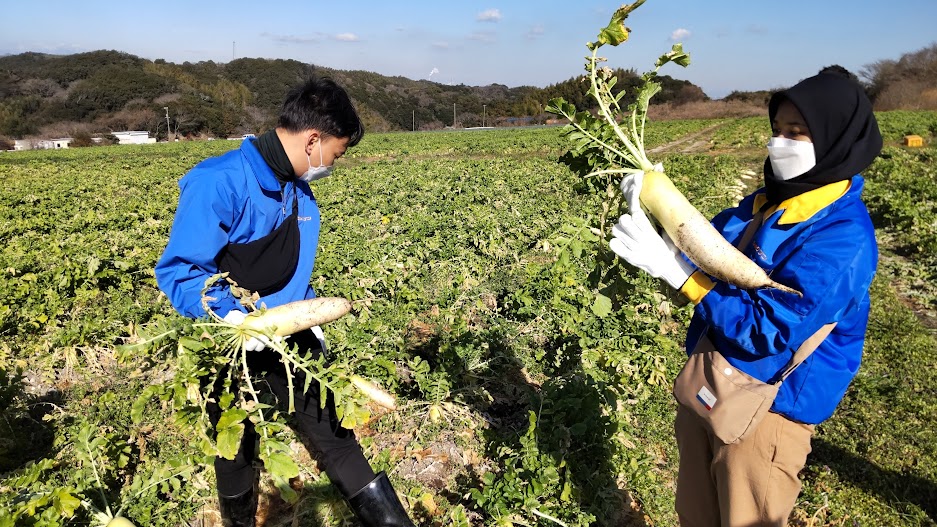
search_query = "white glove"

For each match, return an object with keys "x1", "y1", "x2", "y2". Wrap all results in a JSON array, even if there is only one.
[
  {"x1": 609, "y1": 213, "x2": 695, "y2": 290},
  {"x1": 222, "y1": 310, "x2": 266, "y2": 352},
  {"x1": 619, "y1": 163, "x2": 664, "y2": 235},
  {"x1": 310, "y1": 325, "x2": 328, "y2": 354}
]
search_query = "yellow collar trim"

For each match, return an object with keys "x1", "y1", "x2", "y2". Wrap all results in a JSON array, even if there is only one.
[{"x1": 752, "y1": 180, "x2": 851, "y2": 225}]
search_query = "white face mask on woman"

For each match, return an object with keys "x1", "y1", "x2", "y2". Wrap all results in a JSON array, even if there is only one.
[
  {"x1": 767, "y1": 137, "x2": 816, "y2": 180},
  {"x1": 300, "y1": 141, "x2": 333, "y2": 182}
]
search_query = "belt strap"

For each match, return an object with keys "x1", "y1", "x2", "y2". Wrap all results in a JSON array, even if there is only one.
[{"x1": 774, "y1": 322, "x2": 836, "y2": 383}]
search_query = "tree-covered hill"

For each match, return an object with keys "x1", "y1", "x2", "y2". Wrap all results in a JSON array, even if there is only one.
[
  {"x1": 0, "y1": 50, "x2": 708, "y2": 139},
  {"x1": 4, "y1": 43, "x2": 932, "y2": 141}
]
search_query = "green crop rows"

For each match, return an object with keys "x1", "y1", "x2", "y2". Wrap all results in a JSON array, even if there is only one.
[{"x1": 1, "y1": 111, "x2": 936, "y2": 526}]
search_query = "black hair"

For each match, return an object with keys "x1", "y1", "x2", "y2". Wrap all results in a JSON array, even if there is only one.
[{"x1": 278, "y1": 76, "x2": 364, "y2": 147}]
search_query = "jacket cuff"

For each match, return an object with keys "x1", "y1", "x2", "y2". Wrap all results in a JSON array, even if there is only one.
[{"x1": 680, "y1": 271, "x2": 715, "y2": 305}]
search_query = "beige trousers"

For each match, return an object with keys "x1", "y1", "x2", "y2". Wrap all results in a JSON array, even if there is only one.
[{"x1": 674, "y1": 404, "x2": 814, "y2": 527}]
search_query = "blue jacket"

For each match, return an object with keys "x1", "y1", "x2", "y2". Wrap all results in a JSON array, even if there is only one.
[
  {"x1": 155, "y1": 139, "x2": 321, "y2": 318},
  {"x1": 679, "y1": 176, "x2": 877, "y2": 424}
]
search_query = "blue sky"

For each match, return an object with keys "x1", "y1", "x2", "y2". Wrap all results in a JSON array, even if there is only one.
[{"x1": 1, "y1": 0, "x2": 935, "y2": 98}]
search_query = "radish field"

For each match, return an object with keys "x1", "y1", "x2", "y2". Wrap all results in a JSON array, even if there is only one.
[{"x1": 2, "y1": 112, "x2": 936, "y2": 526}]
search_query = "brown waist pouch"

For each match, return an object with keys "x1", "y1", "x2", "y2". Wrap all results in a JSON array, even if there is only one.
[{"x1": 673, "y1": 323, "x2": 834, "y2": 444}]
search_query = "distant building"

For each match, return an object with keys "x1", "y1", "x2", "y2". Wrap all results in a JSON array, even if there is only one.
[
  {"x1": 113, "y1": 131, "x2": 156, "y2": 145},
  {"x1": 34, "y1": 138, "x2": 73, "y2": 149},
  {"x1": 13, "y1": 139, "x2": 33, "y2": 151}
]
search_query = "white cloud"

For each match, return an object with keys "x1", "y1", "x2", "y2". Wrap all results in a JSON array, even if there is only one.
[
  {"x1": 263, "y1": 32, "x2": 322, "y2": 44},
  {"x1": 477, "y1": 8, "x2": 502, "y2": 22},
  {"x1": 526, "y1": 24, "x2": 545, "y2": 40},
  {"x1": 334, "y1": 33, "x2": 360, "y2": 42},
  {"x1": 432, "y1": 41, "x2": 449, "y2": 49},
  {"x1": 469, "y1": 30, "x2": 497, "y2": 43},
  {"x1": 746, "y1": 24, "x2": 769, "y2": 35},
  {"x1": 670, "y1": 28, "x2": 691, "y2": 41}
]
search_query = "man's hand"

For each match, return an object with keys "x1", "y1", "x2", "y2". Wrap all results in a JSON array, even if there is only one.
[
  {"x1": 223, "y1": 310, "x2": 267, "y2": 352},
  {"x1": 609, "y1": 212, "x2": 695, "y2": 290}
]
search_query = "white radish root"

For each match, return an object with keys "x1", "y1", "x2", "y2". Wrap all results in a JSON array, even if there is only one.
[
  {"x1": 640, "y1": 170, "x2": 801, "y2": 296},
  {"x1": 240, "y1": 297, "x2": 352, "y2": 336},
  {"x1": 350, "y1": 375, "x2": 397, "y2": 410}
]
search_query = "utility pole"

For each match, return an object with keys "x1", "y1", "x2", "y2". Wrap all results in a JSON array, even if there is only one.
[
  {"x1": 163, "y1": 106, "x2": 170, "y2": 141},
  {"x1": 453, "y1": 103, "x2": 456, "y2": 128},
  {"x1": 232, "y1": 41, "x2": 236, "y2": 61},
  {"x1": 412, "y1": 110, "x2": 415, "y2": 131},
  {"x1": 483, "y1": 104, "x2": 487, "y2": 127}
]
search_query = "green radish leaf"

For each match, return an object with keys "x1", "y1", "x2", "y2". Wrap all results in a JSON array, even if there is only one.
[
  {"x1": 320, "y1": 379, "x2": 328, "y2": 409},
  {"x1": 216, "y1": 424, "x2": 244, "y2": 459},
  {"x1": 52, "y1": 489, "x2": 81, "y2": 517},
  {"x1": 595, "y1": 0, "x2": 645, "y2": 48},
  {"x1": 219, "y1": 391, "x2": 234, "y2": 410},
  {"x1": 179, "y1": 336, "x2": 205, "y2": 351},
  {"x1": 131, "y1": 385, "x2": 159, "y2": 424},
  {"x1": 355, "y1": 406, "x2": 371, "y2": 425},
  {"x1": 272, "y1": 475, "x2": 299, "y2": 504},
  {"x1": 340, "y1": 399, "x2": 358, "y2": 428},
  {"x1": 216, "y1": 408, "x2": 247, "y2": 430},
  {"x1": 591, "y1": 294, "x2": 613, "y2": 318},
  {"x1": 264, "y1": 452, "x2": 300, "y2": 479},
  {"x1": 656, "y1": 43, "x2": 691, "y2": 68}
]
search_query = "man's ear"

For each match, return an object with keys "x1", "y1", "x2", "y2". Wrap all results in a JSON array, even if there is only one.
[{"x1": 304, "y1": 130, "x2": 321, "y2": 153}]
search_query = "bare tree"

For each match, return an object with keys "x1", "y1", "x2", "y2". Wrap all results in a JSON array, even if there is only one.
[
  {"x1": 862, "y1": 43, "x2": 937, "y2": 107},
  {"x1": 38, "y1": 121, "x2": 94, "y2": 138},
  {"x1": 19, "y1": 78, "x2": 65, "y2": 99},
  {"x1": 96, "y1": 108, "x2": 157, "y2": 132}
]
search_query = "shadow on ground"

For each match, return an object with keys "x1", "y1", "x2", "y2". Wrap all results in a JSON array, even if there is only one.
[
  {"x1": 0, "y1": 371, "x2": 58, "y2": 473},
  {"x1": 809, "y1": 438, "x2": 937, "y2": 521}
]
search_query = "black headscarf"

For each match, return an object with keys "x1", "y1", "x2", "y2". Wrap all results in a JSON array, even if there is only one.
[{"x1": 763, "y1": 71, "x2": 883, "y2": 204}]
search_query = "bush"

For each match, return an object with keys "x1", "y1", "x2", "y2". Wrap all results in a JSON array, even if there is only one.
[
  {"x1": 70, "y1": 130, "x2": 95, "y2": 147},
  {"x1": 648, "y1": 99, "x2": 764, "y2": 121}
]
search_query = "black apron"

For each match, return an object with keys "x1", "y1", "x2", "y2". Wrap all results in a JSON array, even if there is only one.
[{"x1": 216, "y1": 186, "x2": 301, "y2": 296}]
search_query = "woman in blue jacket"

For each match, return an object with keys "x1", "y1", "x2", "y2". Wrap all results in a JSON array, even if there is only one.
[
  {"x1": 155, "y1": 77, "x2": 414, "y2": 527},
  {"x1": 610, "y1": 67, "x2": 882, "y2": 526}
]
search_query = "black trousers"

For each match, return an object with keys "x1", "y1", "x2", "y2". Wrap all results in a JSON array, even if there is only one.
[{"x1": 207, "y1": 330, "x2": 376, "y2": 498}]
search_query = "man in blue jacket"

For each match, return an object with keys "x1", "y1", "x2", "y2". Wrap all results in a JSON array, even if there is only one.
[
  {"x1": 155, "y1": 77, "x2": 414, "y2": 527},
  {"x1": 609, "y1": 67, "x2": 882, "y2": 526}
]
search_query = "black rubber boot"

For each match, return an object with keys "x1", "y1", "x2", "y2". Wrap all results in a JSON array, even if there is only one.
[
  {"x1": 347, "y1": 471, "x2": 416, "y2": 527},
  {"x1": 218, "y1": 487, "x2": 257, "y2": 527}
]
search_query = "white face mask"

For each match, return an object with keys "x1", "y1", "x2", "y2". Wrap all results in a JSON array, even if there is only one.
[
  {"x1": 300, "y1": 141, "x2": 333, "y2": 182},
  {"x1": 767, "y1": 137, "x2": 816, "y2": 181}
]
